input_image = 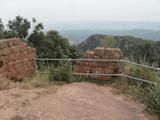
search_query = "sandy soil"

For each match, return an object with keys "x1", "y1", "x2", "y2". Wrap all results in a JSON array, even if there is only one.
[{"x1": 0, "y1": 82, "x2": 148, "y2": 120}]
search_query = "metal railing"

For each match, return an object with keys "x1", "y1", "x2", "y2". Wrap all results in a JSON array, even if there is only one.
[{"x1": 35, "y1": 58, "x2": 160, "y2": 85}]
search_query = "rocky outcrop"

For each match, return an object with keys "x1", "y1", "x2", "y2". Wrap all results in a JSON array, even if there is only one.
[
  {"x1": 74, "y1": 47, "x2": 123, "y2": 80},
  {"x1": 0, "y1": 38, "x2": 36, "y2": 80}
]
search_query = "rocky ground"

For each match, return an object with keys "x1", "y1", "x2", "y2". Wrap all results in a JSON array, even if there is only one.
[{"x1": 0, "y1": 82, "x2": 148, "y2": 120}]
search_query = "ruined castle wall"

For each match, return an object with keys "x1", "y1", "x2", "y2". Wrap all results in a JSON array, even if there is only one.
[
  {"x1": 75, "y1": 47, "x2": 123, "y2": 80},
  {"x1": 0, "y1": 38, "x2": 36, "y2": 80}
]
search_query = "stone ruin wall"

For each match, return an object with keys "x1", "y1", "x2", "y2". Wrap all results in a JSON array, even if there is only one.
[
  {"x1": 74, "y1": 47, "x2": 123, "y2": 80},
  {"x1": 0, "y1": 38, "x2": 123, "y2": 81},
  {"x1": 0, "y1": 38, "x2": 36, "y2": 80}
]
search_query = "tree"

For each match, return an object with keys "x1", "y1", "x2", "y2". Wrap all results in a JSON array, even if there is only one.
[
  {"x1": 7, "y1": 16, "x2": 31, "y2": 39},
  {"x1": 0, "y1": 19, "x2": 4, "y2": 39},
  {"x1": 29, "y1": 27, "x2": 81, "y2": 59},
  {"x1": 45, "y1": 30, "x2": 81, "y2": 59},
  {"x1": 0, "y1": 16, "x2": 81, "y2": 60},
  {"x1": 45, "y1": 30, "x2": 70, "y2": 58},
  {"x1": 32, "y1": 18, "x2": 37, "y2": 23},
  {"x1": 68, "y1": 46, "x2": 81, "y2": 59},
  {"x1": 142, "y1": 43, "x2": 155, "y2": 64},
  {"x1": 0, "y1": 18, "x2": 4, "y2": 31},
  {"x1": 28, "y1": 19, "x2": 45, "y2": 50},
  {"x1": 3, "y1": 30, "x2": 19, "y2": 39}
]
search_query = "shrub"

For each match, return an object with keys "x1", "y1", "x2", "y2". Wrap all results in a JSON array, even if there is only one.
[
  {"x1": 48, "y1": 64, "x2": 73, "y2": 83},
  {"x1": 124, "y1": 64, "x2": 158, "y2": 86},
  {"x1": 131, "y1": 67, "x2": 157, "y2": 82},
  {"x1": 73, "y1": 75, "x2": 113, "y2": 85},
  {"x1": 128, "y1": 82, "x2": 152, "y2": 103},
  {"x1": 10, "y1": 115, "x2": 24, "y2": 120},
  {"x1": 144, "y1": 84, "x2": 160, "y2": 120},
  {"x1": 123, "y1": 63, "x2": 160, "y2": 119}
]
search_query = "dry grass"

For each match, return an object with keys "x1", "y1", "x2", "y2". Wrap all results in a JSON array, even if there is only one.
[
  {"x1": 110, "y1": 79, "x2": 130, "y2": 95},
  {"x1": 0, "y1": 77, "x2": 17, "y2": 90},
  {"x1": 0, "y1": 78, "x2": 9, "y2": 90},
  {"x1": 19, "y1": 73, "x2": 51, "y2": 89},
  {"x1": 10, "y1": 115, "x2": 24, "y2": 120},
  {"x1": 0, "y1": 73, "x2": 56, "y2": 90}
]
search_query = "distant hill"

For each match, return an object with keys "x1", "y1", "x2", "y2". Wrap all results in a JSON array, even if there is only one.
[
  {"x1": 60, "y1": 29, "x2": 160, "y2": 44},
  {"x1": 78, "y1": 34, "x2": 160, "y2": 66}
]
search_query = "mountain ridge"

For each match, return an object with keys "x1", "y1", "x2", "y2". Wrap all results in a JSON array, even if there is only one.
[
  {"x1": 61, "y1": 29, "x2": 160, "y2": 44},
  {"x1": 78, "y1": 34, "x2": 160, "y2": 66}
]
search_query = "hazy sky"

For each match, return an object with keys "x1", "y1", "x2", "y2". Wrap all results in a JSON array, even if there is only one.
[{"x1": 1, "y1": 0, "x2": 160, "y2": 23}]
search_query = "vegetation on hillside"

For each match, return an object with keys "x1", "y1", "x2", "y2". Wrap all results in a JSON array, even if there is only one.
[
  {"x1": 78, "y1": 34, "x2": 160, "y2": 67},
  {"x1": 61, "y1": 29, "x2": 160, "y2": 44}
]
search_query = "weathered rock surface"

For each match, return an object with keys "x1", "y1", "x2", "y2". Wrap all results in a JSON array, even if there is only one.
[{"x1": 0, "y1": 38, "x2": 36, "y2": 80}]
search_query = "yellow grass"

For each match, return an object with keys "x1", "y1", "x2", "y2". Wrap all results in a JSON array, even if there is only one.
[{"x1": 0, "y1": 73, "x2": 56, "y2": 90}]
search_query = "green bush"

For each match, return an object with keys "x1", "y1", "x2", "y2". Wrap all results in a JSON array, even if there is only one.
[
  {"x1": 48, "y1": 64, "x2": 73, "y2": 83},
  {"x1": 124, "y1": 64, "x2": 160, "y2": 119},
  {"x1": 131, "y1": 66, "x2": 157, "y2": 82},
  {"x1": 144, "y1": 84, "x2": 160, "y2": 120},
  {"x1": 124, "y1": 64, "x2": 158, "y2": 87},
  {"x1": 128, "y1": 83, "x2": 149, "y2": 102}
]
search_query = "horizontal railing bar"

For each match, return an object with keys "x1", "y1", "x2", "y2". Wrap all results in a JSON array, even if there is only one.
[
  {"x1": 36, "y1": 71, "x2": 122, "y2": 76},
  {"x1": 35, "y1": 58, "x2": 160, "y2": 71},
  {"x1": 35, "y1": 58, "x2": 70, "y2": 61},
  {"x1": 72, "y1": 73, "x2": 122, "y2": 76},
  {"x1": 122, "y1": 60, "x2": 159, "y2": 71},
  {"x1": 36, "y1": 71, "x2": 48, "y2": 74},
  {"x1": 122, "y1": 74, "x2": 157, "y2": 85},
  {"x1": 36, "y1": 70, "x2": 157, "y2": 84},
  {"x1": 35, "y1": 58, "x2": 122, "y2": 62},
  {"x1": 73, "y1": 73, "x2": 156, "y2": 84}
]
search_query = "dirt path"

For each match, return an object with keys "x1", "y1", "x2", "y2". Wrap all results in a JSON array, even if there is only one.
[{"x1": 0, "y1": 82, "x2": 148, "y2": 120}]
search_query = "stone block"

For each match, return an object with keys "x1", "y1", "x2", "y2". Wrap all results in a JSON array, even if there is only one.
[
  {"x1": 85, "y1": 51, "x2": 94, "y2": 59},
  {"x1": 8, "y1": 54, "x2": 17, "y2": 61},
  {"x1": 6, "y1": 40, "x2": 14, "y2": 47},
  {"x1": 0, "y1": 56, "x2": 8, "y2": 64},
  {"x1": 19, "y1": 45, "x2": 27, "y2": 52},
  {"x1": 0, "y1": 65, "x2": 8, "y2": 74},
  {"x1": 94, "y1": 47, "x2": 105, "y2": 56},
  {"x1": 13, "y1": 38, "x2": 21, "y2": 46},
  {"x1": 7, "y1": 69, "x2": 18, "y2": 79},
  {"x1": 10, "y1": 46, "x2": 19, "y2": 53},
  {"x1": 0, "y1": 41, "x2": 8, "y2": 49},
  {"x1": 2, "y1": 48, "x2": 11, "y2": 56},
  {"x1": 28, "y1": 53, "x2": 35, "y2": 60}
]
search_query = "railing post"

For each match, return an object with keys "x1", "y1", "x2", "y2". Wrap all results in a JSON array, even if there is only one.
[
  {"x1": 120, "y1": 59, "x2": 124, "y2": 80},
  {"x1": 69, "y1": 58, "x2": 72, "y2": 73}
]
